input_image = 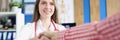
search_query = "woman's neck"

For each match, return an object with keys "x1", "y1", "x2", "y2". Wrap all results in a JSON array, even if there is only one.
[
  {"x1": 40, "y1": 17, "x2": 51, "y2": 23},
  {"x1": 40, "y1": 17, "x2": 51, "y2": 31}
]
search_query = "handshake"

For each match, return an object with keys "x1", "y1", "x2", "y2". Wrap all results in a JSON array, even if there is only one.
[
  {"x1": 29, "y1": 13, "x2": 120, "y2": 40},
  {"x1": 30, "y1": 31, "x2": 58, "y2": 40}
]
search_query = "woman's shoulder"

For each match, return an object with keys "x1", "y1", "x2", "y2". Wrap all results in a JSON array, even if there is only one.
[
  {"x1": 20, "y1": 22, "x2": 35, "y2": 31},
  {"x1": 24, "y1": 22, "x2": 35, "y2": 28},
  {"x1": 55, "y1": 23, "x2": 66, "y2": 31},
  {"x1": 25, "y1": 22, "x2": 35, "y2": 26}
]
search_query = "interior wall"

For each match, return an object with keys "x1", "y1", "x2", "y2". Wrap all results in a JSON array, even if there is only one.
[
  {"x1": 74, "y1": 0, "x2": 100, "y2": 25},
  {"x1": 74, "y1": 0, "x2": 120, "y2": 26},
  {"x1": 107, "y1": 0, "x2": 120, "y2": 17},
  {"x1": 74, "y1": 0, "x2": 84, "y2": 25},
  {"x1": 90, "y1": 0, "x2": 100, "y2": 22}
]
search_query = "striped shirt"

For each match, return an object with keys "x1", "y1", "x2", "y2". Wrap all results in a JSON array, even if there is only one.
[{"x1": 57, "y1": 13, "x2": 120, "y2": 40}]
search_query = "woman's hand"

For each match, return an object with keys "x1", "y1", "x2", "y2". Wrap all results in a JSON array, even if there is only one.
[
  {"x1": 38, "y1": 31, "x2": 58, "y2": 40},
  {"x1": 30, "y1": 37, "x2": 40, "y2": 40},
  {"x1": 40, "y1": 36, "x2": 51, "y2": 40},
  {"x1": 30, "y1": 35, "x2": 50, "y2": 40}
]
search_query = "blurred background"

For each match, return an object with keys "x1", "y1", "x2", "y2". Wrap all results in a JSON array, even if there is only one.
[{"x1": 0, "y1": 0, "x2": 120, "y2": 40}]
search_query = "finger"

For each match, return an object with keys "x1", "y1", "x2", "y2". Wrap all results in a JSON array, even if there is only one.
[
  {"x1": 38, "y1": 31, "x2": 56, "y2": 39},
  {"x1": 39, "y1": 31, "x2": 51, "y2": 38},
  {"x1": 38, "y1": 33, "x2": 44, "y2": 39},
  {"x1": 39, "y1": 36, "x2": 51, "y2": 40}
]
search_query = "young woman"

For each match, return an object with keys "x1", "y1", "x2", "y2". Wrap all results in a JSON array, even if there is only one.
[{"x1": 16, "y1": 0, "x2": 65, "y2": 40}]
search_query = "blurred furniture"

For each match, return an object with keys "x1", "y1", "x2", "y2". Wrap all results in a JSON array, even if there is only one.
[
  {"x1": 0, "y1": 12, "x2": 24, "y2": 40},
  {"x1": 0, "y1": 29, "x2": 15, "y2": 40}
]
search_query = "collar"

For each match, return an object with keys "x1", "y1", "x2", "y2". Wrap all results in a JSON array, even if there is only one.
[{"x1": 37, "y1": 19, "x2": 57, "y2": 31}]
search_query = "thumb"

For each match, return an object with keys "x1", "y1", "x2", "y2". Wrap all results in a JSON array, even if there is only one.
[
  {"x1": 38, "y1": 33, "x2": 45, "y2": 39},
  {"x1": 38, "y1": 31, "x2": 52, "y2": 39}
]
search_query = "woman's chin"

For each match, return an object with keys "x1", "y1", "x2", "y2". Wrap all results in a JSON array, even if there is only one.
[{"x1": 44, "y1": 15, "x2": 52, "y2": 18}]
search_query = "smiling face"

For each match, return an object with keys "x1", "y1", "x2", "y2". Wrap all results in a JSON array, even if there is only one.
[
  {"x1": 32, "y1": 0, "x2": 58, "y2": 23},
  {"x1": 39, "y1": 0, "x2": 55, "y2": 18}
]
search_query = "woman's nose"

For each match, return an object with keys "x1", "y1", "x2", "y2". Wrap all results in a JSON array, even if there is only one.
[{"x1": 45, "y1": 4, "x2": 51, "y2": 9}]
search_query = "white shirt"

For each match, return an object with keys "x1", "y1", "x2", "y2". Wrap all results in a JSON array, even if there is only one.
[{"x1": 16, "y1": 20, "x2": 66, "y2": 40}]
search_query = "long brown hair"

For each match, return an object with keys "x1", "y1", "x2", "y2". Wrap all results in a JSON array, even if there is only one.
[{"x1": 32, "y1": 0, "x2": 58, "y2": 23}]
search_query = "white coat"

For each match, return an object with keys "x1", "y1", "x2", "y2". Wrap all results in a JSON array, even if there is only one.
[{"x1": 15, "y1": 19, "x2": 66, "y2": 40}]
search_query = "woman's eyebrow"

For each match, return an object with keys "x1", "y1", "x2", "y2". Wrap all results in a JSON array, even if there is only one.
[
  {"x1": 50, "y1": 2, "x2": 54, "y2": 4},
  {"x1": 40, "y1": 1, "x2": 46, "y2": 3}
]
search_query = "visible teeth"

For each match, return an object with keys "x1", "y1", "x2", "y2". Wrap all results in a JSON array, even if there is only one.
[{"x1": 44, "y1": 10, "x2": 50, "y2": 14}]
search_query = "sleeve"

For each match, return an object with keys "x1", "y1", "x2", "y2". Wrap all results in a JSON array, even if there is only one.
[
  {"x1": 15, "y1": 23, "x2": 33, "y2": 40},
  {"x1": 95, "y1": 13, "x2": 120, "y2": 40},
  {"x1": 57, "y1": 24, "x2": 101, "y2": 40},
  {"x1": 57, "y1": 13, "x2": 120, "y2": 40}
]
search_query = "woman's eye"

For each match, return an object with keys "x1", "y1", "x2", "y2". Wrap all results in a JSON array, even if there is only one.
[{"x1": 50, "y1": 3, "x2": 54, "y2": 5}]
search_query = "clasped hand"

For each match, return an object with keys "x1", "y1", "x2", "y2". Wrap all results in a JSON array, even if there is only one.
[{"x1": 30, "y1": 31, "x2": 57, "y2": 40}]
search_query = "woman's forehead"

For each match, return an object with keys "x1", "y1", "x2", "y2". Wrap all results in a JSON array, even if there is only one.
[{"x1": 40, "y1": 0, "x2": 54, "y2": 2}]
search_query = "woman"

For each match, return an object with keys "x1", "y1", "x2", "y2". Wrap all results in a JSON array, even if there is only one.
[{"x1": 16, "y1": 0, "x2": 65, "y2": 40}]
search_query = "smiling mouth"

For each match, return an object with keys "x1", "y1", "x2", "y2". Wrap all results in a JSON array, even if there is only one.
[{"x1": 43, "y1": 10, "x2": 51, "y2": 15}]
